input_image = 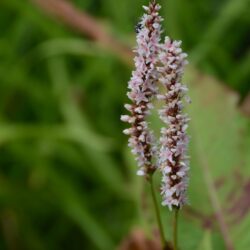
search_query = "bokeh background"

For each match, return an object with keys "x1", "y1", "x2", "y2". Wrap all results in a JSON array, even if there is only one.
[{"x1": 0, "y1": 0, "x2": 250, "y2": 249}]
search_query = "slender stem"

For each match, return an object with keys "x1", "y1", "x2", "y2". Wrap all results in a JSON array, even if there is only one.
[
  {"x1": 173, "y1": 208, "x2": 179, "y2": 250},
  {"x1": 148, "y1": 174, "x2": 166, "y2": 249}
]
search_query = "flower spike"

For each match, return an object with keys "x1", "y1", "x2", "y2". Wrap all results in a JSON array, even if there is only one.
[
  {"x1": 121, "y1": 1, "x2": 163, "y2": 177},
  {"x1": 157, "y1": 37, "x2": 190, "y2": 210}
]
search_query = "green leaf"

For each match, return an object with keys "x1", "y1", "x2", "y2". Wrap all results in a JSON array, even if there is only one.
[
  {"x1": 185, "y1": 66, "x2": 250, "y2": 249},
  {"x1": 197, "y1": 231, "x2": 213, "y2": 250}
]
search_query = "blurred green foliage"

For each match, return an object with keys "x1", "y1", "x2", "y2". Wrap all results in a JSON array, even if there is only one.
[{"x1": 0, "y1": 0, "x2": 249, "y2": 250}]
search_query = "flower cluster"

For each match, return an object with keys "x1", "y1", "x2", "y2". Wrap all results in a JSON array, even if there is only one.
[
  {"x1": 122, "y1": 1, "x2": 190, "y2": 210},
  {"x1": 121, "y1": 1, "x2": 163, "y2": 177},
  {"x1": 157, "y1": 38, "x2": 190, "y2": 209}
]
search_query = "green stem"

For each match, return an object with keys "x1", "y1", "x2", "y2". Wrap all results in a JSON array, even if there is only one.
[
  {"x1": 148, "y1": 174, "x2": 166, "y2": 249},
  {"x1": 173, "y1": 208, "x2": 179, "y2": 250}
]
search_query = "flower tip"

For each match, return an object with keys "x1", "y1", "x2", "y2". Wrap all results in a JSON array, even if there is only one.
[
  {"x1": 120, "y1": 115, "x2": 130, "y2": 122},
  {"x1": 124, "y1": 104, "x2": 132, "y2": 111},
  {"x1": 152, "y1": 23, "x2": 160, "y2": 29},
  {"x1": 137, "y1": 169, "x2": 145, "y2": 176},
  {"x1": 123, "y1": 128, "x2": 133, "y2": 135}
]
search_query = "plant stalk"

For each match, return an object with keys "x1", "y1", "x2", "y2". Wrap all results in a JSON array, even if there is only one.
[
  {"x1": 173, "y1": 208, "x2": 179, "y2": 250},
  {"x1": 148, "y1": 174, "x2": 166, "y2": 249}
]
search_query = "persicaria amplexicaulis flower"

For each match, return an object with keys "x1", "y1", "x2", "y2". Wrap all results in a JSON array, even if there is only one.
[
  {"x1": 121, "y1": 1, "x2": 163, "y2": 177},
  {"x1": 157, "y1": 37, "x2": 190, "y2": 210},
  {"x1": 121, "y1": 0, "x2": 190, "y2": 210}
]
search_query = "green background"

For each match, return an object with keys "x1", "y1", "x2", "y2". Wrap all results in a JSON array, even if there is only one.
[{"x1": 0, "y1": 0, "x2": 250, "y2": 249}]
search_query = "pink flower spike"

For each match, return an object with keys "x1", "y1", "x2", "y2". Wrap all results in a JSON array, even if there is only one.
[
  {"x1": 121, "y1": 1, "x2": 163, "y2": 177},
  {"x1": 157, "y1": 37, "x2": 190, "y2": 210}
]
